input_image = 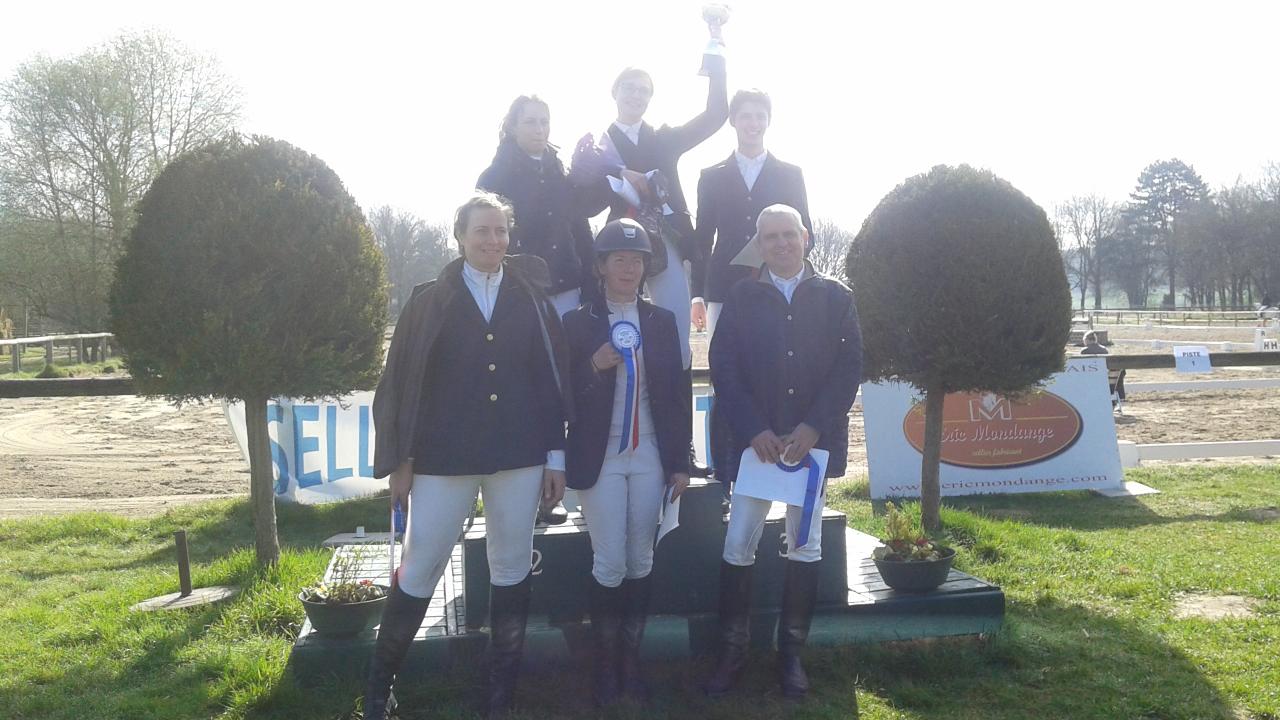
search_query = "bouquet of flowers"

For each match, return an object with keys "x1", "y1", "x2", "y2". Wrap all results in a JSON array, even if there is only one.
[
  {"x1": 568, "y1": 132, "x2": 625, "y2": 189},
  {"x1": 872, "y1": 501, "x2": 944, "y2": 562}
]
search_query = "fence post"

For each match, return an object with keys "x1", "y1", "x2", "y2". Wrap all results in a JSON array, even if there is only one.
[
  {"x1": 10, "y1": 344, "x2": 19, "y2": 374},
  {"x1": 44, "y1": 341, "x2": 53, "y2": 367}
]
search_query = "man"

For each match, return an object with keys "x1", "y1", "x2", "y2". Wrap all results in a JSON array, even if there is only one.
[
  {"x1": 691, "y1": 89, "x2": 813, "y2": 338},
  {"x1": 704, "y1": 204, "x2": 862, "y2": 702},
  {"x1": 591, "y1": 53, "x2": 728, "y2": 371}
]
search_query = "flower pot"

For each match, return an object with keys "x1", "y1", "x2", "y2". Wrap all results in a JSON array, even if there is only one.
[
  {"x1": 299, "y1": 585, "x2": 389, "y2": 636},
  {"x1": 873, "y1": 546, "x2": 956, "y2": 592}
]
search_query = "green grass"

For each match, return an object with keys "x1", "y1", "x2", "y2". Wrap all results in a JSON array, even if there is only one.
[
  {"x1": 0, "y1": 345, "x2": 120, "y2": 379},
  {"x1": 2, "y1": 465, "x2": 1278, "y2": 719}
]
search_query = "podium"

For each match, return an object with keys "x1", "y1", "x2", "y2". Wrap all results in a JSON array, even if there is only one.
[{"x1": 290, "y1": 479, "x2": 1004, "y2": 682}]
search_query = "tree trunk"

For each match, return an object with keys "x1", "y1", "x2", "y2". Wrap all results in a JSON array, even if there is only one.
[
  {"x1": 245, "y1": 395, "x2": 281, "y2": 565},
  {"x1": 919, "y1": 385, "x2": 945, "y2": 532}
]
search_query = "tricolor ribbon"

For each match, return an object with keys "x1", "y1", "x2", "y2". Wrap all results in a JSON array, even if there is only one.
[
  {"x1": 776, "y1": 453, "x2": 822, "y2": 548},
  {"x1": 611, "y1": 320, "x2": 643, "y2": 453}
]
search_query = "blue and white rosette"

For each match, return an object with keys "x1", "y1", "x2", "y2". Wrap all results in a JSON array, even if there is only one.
[
  {"x1": 611, "y1": 320, "x2": 643, "y2": 453},
  {"x1": 776, "y1": 453, "x2": 823, "y2": 548}
]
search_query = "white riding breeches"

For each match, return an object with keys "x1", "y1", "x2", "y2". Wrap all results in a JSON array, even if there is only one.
[
  {"x1": 722, "y1": 490, "x2": 823, "y2": 566},
  {"x1": 645, "y1": 244, "x2": 692, "y2": 369},
  {"x1": 577, "y1": 435, "x2": 667, "y2": 587},
  {"x1": 396, "y1": 464, "x2": 544, "y2": 599}
]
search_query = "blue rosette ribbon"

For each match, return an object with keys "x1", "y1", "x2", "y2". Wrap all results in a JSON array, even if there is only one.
[
  {"x1": 775, "y1": 453, "x2": 822, "y2": 548},
  {"x1": 611, "y1": 320, "x2": 643, "y2": 453}
]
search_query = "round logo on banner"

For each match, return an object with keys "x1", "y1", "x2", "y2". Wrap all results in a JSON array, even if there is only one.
[
  {"x1": 901, "y1": 390, "x2": 1084, "y2": 469},
  {"x1": 610, "y1": 320, "x2": 642, "y2": 351}
]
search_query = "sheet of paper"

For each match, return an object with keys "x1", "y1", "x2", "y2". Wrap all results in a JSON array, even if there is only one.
[
  {"x1": 732, "y1": 448, "x2": 829, "y2": 507},
  {"x1": 655, "y1": 486, "x2": 681, "y2": 547}
]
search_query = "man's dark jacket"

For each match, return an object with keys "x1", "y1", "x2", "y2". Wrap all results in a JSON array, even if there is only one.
[
  {"x1": 709, "y1": 264, "x2": 863, "y2": 485},
  {"x1": 584, "y1": 55, "x2": 728, "y2": 262},
  {"x1": 561, "y1": 298, "x2": 691, "y2": 489},
  {"x1": 477, "y1": 141, "x2": 596, "y2": 296},
  {"x1": 690, "y1": 152, "x2": 813, "y2": 302},
  {"x1": 372, "y1": 255, "x2": 572, "y2": 479}
]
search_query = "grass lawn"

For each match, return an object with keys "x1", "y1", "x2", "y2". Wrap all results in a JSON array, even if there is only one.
[{"x1": 2, "y1": 464, "x2": 1277, "y2": 719}]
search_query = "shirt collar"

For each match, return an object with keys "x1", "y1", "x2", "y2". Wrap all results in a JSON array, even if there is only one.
[
  {"x1": 613, "y1": 120, "x2": 643, "y2": 142},
  {"x1": 734, "y1": 149, "x2": 767, "y2": 168},
  {"x1": 462, "y1": 260, "x2": 503, "y2": 287}
]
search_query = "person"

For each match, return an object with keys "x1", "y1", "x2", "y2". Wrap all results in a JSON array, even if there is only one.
[
  {"x1": 588, "y1": 46, "x2": 728, "y2": 374},
  {"x1": 478, "y1": 94, "x2": 597, "y2": 525},
  {"x1": 1079, "y1": 331, "x2": 1109, "y2": 355},
  {"x1": 477, "y1": 95, "x2": 597, "y2": 318},
  {"x1": 365, "y1": 193, "x2": 571, "y2": 720},
  {"x1": 562, "y1": 219, "x2": 692, "y2": 706},
  {"x1": 690, "y1": 88, "x2": 813, "y2": 339},
  {"x1": 704, "y1": 204, "x2": 862, "y2": 701}
]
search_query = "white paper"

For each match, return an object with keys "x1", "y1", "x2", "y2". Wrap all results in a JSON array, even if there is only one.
[
  {"x1": 655, "y1": 486, "x2": 681, "y2": 547},
  {"x1": 733, "y1": 448, "x2": 829, "y2": 507},
  {"x1": 1173, "y1": 345, "x2": 1212, "y2": 373}
]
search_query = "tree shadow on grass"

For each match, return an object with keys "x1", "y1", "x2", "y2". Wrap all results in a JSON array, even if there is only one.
[
  {"x1": 939, "y1": 490, "x2": 1278, "y2": 533},
  {"x1": 842, "y1": 599, "x2": 1238, "y2": 720}
]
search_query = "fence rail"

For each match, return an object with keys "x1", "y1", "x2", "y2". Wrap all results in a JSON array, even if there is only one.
[
  {"x1": 5, "y1": 352, "x2": 1279, "y2": 398},
  {"x1": 0, "y1": 332, "x2": 115, "y2": 373}
]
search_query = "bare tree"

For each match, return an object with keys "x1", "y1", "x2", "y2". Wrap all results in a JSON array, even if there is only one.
[
  {"x1": 810, "y1": 218, "x2": 855, "y2": 279},
  {"x1": 0, "y1": 30, "x2": 240, "y2": 329},
  {"x1": 1056, "y1": 195, "x2": 1116, "y2": 310},
  {"x1": 368, "y1": 205, "x2": 457, "y2": 317}
]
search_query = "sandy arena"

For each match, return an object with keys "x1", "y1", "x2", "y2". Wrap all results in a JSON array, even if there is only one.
[{"x1": 1, "y1": 322, "x2": 1277, "y2": 518}]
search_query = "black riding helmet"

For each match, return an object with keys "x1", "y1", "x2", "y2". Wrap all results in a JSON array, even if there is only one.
[{"x1": 594, "y1": 218, "x2": 652, "y2": 256}]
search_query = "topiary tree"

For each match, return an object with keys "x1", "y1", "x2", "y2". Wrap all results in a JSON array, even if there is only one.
[
  {"x1": 847, "y1": 165, "x2": 1071, "y2": 531},
  {"x1": 109, "y1": 136, "x2": 388, "y2": 564}
]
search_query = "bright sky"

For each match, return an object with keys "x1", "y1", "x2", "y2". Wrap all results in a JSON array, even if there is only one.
[{"x1": 3, "y1": 0, "x2": 1277, "y2": 231}]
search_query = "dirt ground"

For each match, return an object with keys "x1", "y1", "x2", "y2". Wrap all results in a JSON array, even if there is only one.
[{"x1": 1, "y1": 328, "x2": 1277, "y2": 519}]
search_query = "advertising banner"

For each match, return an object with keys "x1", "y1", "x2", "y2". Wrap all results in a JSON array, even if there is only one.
[{"x1": 863, "y1": 357, "x2": 1124, "y2": 498}]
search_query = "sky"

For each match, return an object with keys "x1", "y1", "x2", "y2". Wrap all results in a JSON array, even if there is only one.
[{"x1": 2, "y1": 0, "x2": 1277, "y2": 231}]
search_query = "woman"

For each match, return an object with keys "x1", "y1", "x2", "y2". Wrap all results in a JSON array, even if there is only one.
[
  {"x1": 562, "y1": 218, "x2": 692, "y2": 706},
  {"x1": 477, "y1": 94, "x2": 596, "y2": 318},
  {"x1": 365, "y1": 192, "x2": 571, "y2": 720}
]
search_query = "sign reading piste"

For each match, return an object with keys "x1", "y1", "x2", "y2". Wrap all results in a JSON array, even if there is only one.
[
  {"x1": 863, "y1": 357, "x2": 1124, "y2": 498},
  {"x1": 1173, "y1": 345, "x2": 1213, "y2": 374}
]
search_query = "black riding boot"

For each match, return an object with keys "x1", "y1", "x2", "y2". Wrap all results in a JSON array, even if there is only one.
[
  {"x1": 777, "y1": 560, "x2": 821, "y2": 700},
  {"x1": 619, "y1": 575, "x2": 653, "y2": 700},
  {"x1": 703, "y1": 561, "x2": 753, "y2": 697},
  {"x1": 363, "y1": 584, "x2": 431, "y2": 720},
  {"x1": 486, "y1": 575, "x2": 532, "y2": 717},
  {"x1": 590, "y1": 579, "x2": 625, "y2": 707}
]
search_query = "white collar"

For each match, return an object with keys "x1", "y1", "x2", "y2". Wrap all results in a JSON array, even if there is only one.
[
  {"x1": 769, "y1": 268, "x2": 803, "y2": 285},
  {"x1": 613, "y1": 120, "x2": 643, "y2": 141},
  {"x1": 735, "y1": 149, "x2": 767, "y2": 167},
  {"x1": 462, "y1": 261, "x2": 503, "y2": 286}
]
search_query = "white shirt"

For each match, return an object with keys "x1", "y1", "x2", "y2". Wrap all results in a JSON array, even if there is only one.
[
  {"x1": 769, "y1": 268, "x2": 803, "y2": 304},
  {"x1": 461, "y1": 261, "x2": 565, "y2": 471},
  {"x1": 606, "y1": 299, "x2": 655, "y2": 443},
  {"x1": 735, "y1": 149, "x2": 768, "y2": 192},
  {"x1": 462, "y1": 261, "x2": 503, "y2": 322},
  {"x1": 613, "y1": 120, "x2": 642, "y2": 146}
]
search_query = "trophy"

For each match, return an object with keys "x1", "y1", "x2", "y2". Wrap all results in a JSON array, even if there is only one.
[{"x1": 699, "y1": 3, "x2": 731, "y2": 76}]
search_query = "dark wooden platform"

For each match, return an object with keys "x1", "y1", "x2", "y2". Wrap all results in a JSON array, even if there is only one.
[{"x1": 289, "y1": 485, "x2": 1004, "y2": 683}]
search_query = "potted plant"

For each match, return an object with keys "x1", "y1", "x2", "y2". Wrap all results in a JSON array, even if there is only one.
[
  {"x1": 872, "y1": 501, "x2": 956, "y2": 592},
  {"x1": 299, "y1": 546, "x2": 390, "y2": 636}
]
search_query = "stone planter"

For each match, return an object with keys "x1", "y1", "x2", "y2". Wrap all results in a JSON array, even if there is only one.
[
  {"x1": 873, "y1": 547, "x2": 956, "y2": 593},
  {"x1": 299, "y1": 585, "x2": 389, "y2": 636}
]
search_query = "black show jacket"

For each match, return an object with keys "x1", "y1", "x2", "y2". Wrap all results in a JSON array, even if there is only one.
[
  {"x1": 708, "y1": 265, "x2": 863, "y2": 485},
  {"x1": 690, "y1": 152, "x2": 813, "y2": 302},
  {"x1": 562, "y1": 298, "x2": 692, "y2": 490}
]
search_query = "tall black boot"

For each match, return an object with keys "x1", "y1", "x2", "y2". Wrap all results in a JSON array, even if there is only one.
[
  {"x1": 589, "y1": 579, "x2": 625, "y2": 707},
  {"x1": 363, "y1": 584, "x2": 431, "y2": 720},
  {"x1": 619, "y1": 575, "x2": 653, "y2": 700},
  {"x1": 777, "y1": 560, "x2": 821, "y2": 700},
  {"x1": 703, "y1": 561, "x2": 753, "y2": 697},
  {"x1": 486, "y1": 575, "x2": 532, "y2": 717}
]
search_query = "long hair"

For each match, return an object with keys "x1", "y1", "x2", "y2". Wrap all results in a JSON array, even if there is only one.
[{"x1": 498, "y1": 95, "x2": 549, "y2": 147}]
